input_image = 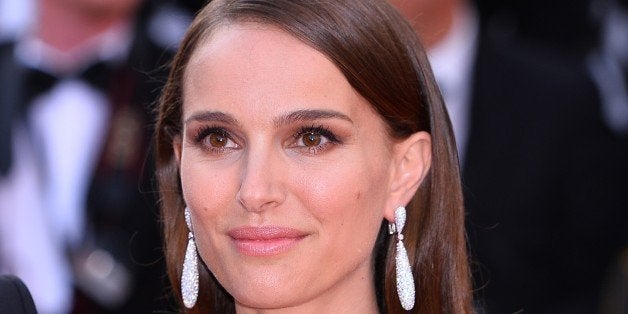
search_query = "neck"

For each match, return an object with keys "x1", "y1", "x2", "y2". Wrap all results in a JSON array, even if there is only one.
[{"x1": 36, "y1": 0, "x2": 133, "y2": 52}]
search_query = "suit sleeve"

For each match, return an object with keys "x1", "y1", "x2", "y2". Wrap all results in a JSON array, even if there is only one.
[{"x1": 0, "y1": 275, "x2": 38, "y2": 314}]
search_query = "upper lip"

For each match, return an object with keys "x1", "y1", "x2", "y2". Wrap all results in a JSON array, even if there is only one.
[{"x1": 228, "y1": 226, "x2": 308, "y2": 240}]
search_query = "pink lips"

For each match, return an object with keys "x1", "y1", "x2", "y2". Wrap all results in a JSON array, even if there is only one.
[{"x1": 228, "y1": 226, "x2": 307, "y2": 256}]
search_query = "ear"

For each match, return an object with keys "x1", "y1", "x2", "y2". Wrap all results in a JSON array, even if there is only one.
[
  {"x1": 383, "y1": 131, "x2": 431, "y2": 222},
  {"x1": 173, "y1": 135, "x2": 183, "y2": 167}
]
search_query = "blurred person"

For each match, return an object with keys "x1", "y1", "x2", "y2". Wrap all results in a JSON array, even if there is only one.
[
  {"x1": 0, "y1": 0, "x2": 191, "y2": 312},
  {"x1": 390, "y1": 0, "x2": 628, "y2": 313},
  {"x1": 473, "y1": 0, "x2": 599, "y2": 54},
  {"x1": 588, "y1": 0, "x2": 628, "y2": 136},
  {"x1": 589, "y1": 1, "x2": 628, "y2": 313},
  {"x1": 0, "y1": 0, "x2": 35, "y2": 41}
]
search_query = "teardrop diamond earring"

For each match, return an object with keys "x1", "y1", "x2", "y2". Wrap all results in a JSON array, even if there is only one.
[
  {"x1": 388, "y1": 206, "x2": 415, "y2": 310},
  {"x1": 181, "y1": 207, "x2": 199, "y2": 308}
]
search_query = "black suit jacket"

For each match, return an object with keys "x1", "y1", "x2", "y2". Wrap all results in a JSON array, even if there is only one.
[
  {"x1": 0, "y1": 275, "x2": 37, "y2": 314},
  {"x1": 463, "y1": 32, "x2": 628, "y2": 313}
]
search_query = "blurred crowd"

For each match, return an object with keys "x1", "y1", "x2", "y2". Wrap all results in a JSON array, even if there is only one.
[{"x1": 0, "y1": 0, "x2": 626, "y2": 313}]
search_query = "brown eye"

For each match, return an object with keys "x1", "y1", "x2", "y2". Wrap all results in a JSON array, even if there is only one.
[
  {"x1": 194, "y1": 127, "x2": 238, "y2": 152},
  {"x1": 302, "y1": 132, "x2": 321, "y2": 147},
  {"x1": 209, "y1": 133, "x2": 228, "y2": 147}
]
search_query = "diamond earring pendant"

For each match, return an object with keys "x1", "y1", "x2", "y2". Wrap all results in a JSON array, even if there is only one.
[
  {"x1": 391, "y1": 206, "x2": 415, "y2": 310},
  {"x1": 181, "y1": 208, "x2": 199, "y2": 308}
]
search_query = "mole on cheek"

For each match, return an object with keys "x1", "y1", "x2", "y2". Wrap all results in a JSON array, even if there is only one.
[{"x1": 355, "y1": 191, "x2": 362, "y2": 200}]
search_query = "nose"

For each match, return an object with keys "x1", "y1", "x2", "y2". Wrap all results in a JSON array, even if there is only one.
[{"x1": 236, "y1": 146, "x2": 286, "y2": 212}]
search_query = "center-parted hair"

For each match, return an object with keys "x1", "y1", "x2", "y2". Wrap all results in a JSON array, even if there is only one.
[{"x1": 154, "y1": 0, "x2": 472, "y2": 313}]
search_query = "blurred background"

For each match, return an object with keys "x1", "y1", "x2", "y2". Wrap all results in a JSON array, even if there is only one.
[{"x1": 0, "y1": 0, "x2": 626, "y2": 313}]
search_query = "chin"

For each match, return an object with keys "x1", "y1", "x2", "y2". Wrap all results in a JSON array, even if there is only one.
[
  {"x1": 219, "y1": 267, "x2": 308, "y2": 310},
  {"x1": 232, "y1": 285, "x2": 306, "y2": 310}
]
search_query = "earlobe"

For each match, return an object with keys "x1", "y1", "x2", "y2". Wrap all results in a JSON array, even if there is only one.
[{"x1": 384, "y1": 131, "x2": 431, "y2": 221}]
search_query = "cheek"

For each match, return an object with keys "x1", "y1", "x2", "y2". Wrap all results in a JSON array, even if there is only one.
[
  {"x1": 179, "y1": 156, "x2": 238, "y2": 259},
  {"x1": 295, "y1": 155, "x2": 389, "y2": 241},
  {"x1": 179, "y1": 156, "x2": 236, "y2": 212},
  {"x1": 179, "y1": 157, "x2": 239, "y2": 273}
]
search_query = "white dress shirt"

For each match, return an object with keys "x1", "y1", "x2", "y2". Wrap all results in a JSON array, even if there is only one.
[{"x1": 427, "y1": 4, "x2": 479, "y2": 165}]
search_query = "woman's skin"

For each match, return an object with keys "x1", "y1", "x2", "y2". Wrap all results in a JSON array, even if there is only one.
[{"x1": 174, "y1": 22, "x2": 431, "y2": 313}]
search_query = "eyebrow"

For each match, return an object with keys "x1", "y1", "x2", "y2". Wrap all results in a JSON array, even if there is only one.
[
  {"x1": 273, "y1": 109, "x2": 353, "y2": 127},
  {"x1": 184, "y1": 109, "x2": 353, "y2": 127},
  {"x1": 184, "y1": 111, "x2": 240, "y2": 126}
]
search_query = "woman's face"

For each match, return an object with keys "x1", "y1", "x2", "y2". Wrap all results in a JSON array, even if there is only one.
[{"x1": 177, "y1": 23, "x2": 405, "y2": 312}]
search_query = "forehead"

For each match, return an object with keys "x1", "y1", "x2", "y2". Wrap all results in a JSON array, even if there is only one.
[
  {"x1": 187, "y1": 22, "x2": 328, "y2": 71},
  {"x1": 185, "y1": 22, "x2": 345, "y2": 94},
  {"x1": 182, "y1": 22, "x2": 372, "y2": 120}
]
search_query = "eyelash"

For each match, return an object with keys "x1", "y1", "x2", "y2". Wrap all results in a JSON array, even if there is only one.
[
  {"x1": 193, "y1": 126, "x2": 235, "y2": 153},
  {"x1": 294, "y1": 125, "x2": 339, "y2": 141},
  {"x1": 194, "y1": 126, "x2": 226, "y2": 143},
  {"x1": 292, "y1": 125, "x2": 341, "y2": 154},
  {"x1": 192, "y1": 124, "x2": 341, "y2": 154}
]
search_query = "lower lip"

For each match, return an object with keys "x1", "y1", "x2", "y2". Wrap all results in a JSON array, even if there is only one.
[{"x1": 232, "y1": 237, "x2": 304, "y2": 256}]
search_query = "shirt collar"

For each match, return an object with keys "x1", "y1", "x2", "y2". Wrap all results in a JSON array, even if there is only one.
[{"x1": 15, "y1": 21, "x2": 133, "y2": 75}]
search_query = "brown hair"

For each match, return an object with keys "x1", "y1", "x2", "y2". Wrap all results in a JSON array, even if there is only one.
[{"x1": 154, "y1": 0, "x2": 472, "y2": 313}]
